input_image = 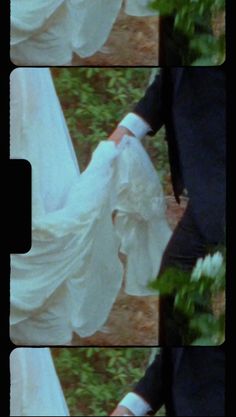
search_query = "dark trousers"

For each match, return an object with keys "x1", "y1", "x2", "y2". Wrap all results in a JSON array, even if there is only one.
[
  {"x1": 158, "y1": 204, "x2": 212, "y2": 345},
  {"x1": 159, "y1": 16, "x2": 212, "y2": 65}
]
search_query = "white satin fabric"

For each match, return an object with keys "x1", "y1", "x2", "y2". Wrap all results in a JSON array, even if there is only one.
[
  {"x1": 10, "y1": 348, "x2": 70, "y2": 416},
  {"x1": 10, "y1": 68, "x2": 171, "y2": 345},
  {"x1": 10, "y1": 0, "x2": 158, "y2": 65},
  {"x1": 125, "y1": 0, "x2": 157, "y2": 16}
]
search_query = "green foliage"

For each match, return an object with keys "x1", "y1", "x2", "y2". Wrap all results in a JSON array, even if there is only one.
[
  {"x1": 150, "y1": 249, "x2": 225, "y2": 345},
  {"x1": 52, "y1": 348, "x2": 160, "y2": 416},
  {"x1": 52, "y1": 68, "x2": 149, "y2": 169},
  {"x1": 150, "y1": 0, "x2": 225, "y2": 64},
  {"x1": 143, "y1": 126, "x2": 169, "y2": 189},
  {"x1": 51, "y1": 68, "x2": 170, "y2": 189}
]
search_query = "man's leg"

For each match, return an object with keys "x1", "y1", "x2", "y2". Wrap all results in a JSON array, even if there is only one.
[
  {"x1": 159, "y1": 16, "x2": 212, "y2": 65},
  {"x1": 159, "y1": 16, "x2": 189, "y2": 65},
  {"x1": 158, "y1": 204, "x2": 210, "y2": 345}
]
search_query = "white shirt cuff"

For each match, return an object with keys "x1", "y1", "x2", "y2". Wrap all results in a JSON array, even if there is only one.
[
  {"x1": 118, "y1": 392, "x2": 152, "y2": 416},
  {"x1": 119, "y1": 113, "x2": 152, "y2": 140}
]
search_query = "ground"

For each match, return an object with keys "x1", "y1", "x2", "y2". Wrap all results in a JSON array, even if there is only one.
[
  {"x1": 71, "y1": 8, "x2": 224, "y2": 67},
  {"x1": 71, "y1": 196, "x2": 187, "y2": 346},
  {"x1": 72, "y1": 9, "x2": 159, "y2": 66}
]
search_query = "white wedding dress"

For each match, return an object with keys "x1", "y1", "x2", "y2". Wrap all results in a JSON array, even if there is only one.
[
  {"x1": 10, "y1": 68, "x2": 171, "y2": 345},
  {"x1": 10, "y1": 348, "x2": 70, "y2": 416},
  {"x1": 10, "y1": 0, "x2": 158, "y2": 65}
]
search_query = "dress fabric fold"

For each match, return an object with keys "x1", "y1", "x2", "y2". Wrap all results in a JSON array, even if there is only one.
[
  {"x1": 10, "y1": 68, "x2": 171, "y2": 345},
  {"x1": 10, "y1": 0, "x2": 158, "y2": 65},
  {"x1": 10, "y1": 348, "x2": 70, "y2": 416}
]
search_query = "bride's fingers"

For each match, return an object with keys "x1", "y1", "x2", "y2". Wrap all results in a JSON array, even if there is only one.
[
  {"x1": 108, "y1": 126, "x2": 134, "y2": 145},
  {"x1": 110, "y1": 405, "x2": 134, "y2": 416}
]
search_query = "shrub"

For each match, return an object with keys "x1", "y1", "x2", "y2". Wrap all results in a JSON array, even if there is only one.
[
  {"x1": 52, "y1": 348, "x2": 155, "y2": 416},
  {"x1": 150, "y1": 0, "x2": 225, "y2": 64},
  {"x1": 150, "y1": 248, "x2": 226, "y2": 345}
]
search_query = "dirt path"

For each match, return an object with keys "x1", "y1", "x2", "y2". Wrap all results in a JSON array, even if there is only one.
[
  {"x1": 71, "y1": 9, "x2": 225, "y2": 67},
  {"x1": 71, "y1": 196, "x2": 187, "y2": 346},
  {"x1": 72, "y1": 10, "x2": 159, "y2": 66}
]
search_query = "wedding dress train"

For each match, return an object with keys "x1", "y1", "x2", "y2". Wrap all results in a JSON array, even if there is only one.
[
  {"x1": 10, "y1": 348, "x2": 70, "y2": 416},
  {"x1": 10, "y1": 0, "x2": 158, "y2": 65},
  {"x1": 10, "y1": 68, "x2": 171, "y2": 345}
]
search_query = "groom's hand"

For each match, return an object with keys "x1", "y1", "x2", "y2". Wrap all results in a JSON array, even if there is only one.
[
  {"x1": 110, "y1": 405, "x2": 135, "y2": 416},
  {"x1": 108, "y1": 126, "x2": 134, "y2": 145}
]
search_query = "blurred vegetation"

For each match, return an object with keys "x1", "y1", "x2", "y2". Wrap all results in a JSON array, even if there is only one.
[
  {"x1": 52, "y1": 348, "x2": 166, "y2": 416},
  {"x1": 150, "y1": 0, "x2": 225, "y2": 64},
  {"x1": 51, "y1": 68, "x2": 170, "y2": 190},
  {"x1": 150, "y1": 247, "x2": 226, "y2": 345}
]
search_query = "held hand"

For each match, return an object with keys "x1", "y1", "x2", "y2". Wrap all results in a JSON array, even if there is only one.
[
  {"x1": 110, "y1": 405, "x2": 135, "y2": 416},
  {"x1": 108, "y1": 126, "x2": 134, "y2": 145}
]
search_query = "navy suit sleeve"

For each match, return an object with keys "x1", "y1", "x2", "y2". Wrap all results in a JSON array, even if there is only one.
[
  {"x1": 133, "y1": 351, "x2": 165, "y2": 413},
  {"x1": 133, "y1": 71, "x2": 165, "y2": 135}
]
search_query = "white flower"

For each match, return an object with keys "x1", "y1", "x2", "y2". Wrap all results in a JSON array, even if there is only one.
[
  {"x1": 191, "y1": 258, "x2": 204, "y2": 281},
  {"x1": 191, "y1": 251, "x2": 224, "y2": 281}
]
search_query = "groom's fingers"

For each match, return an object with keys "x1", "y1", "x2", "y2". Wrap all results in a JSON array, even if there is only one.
[
  {"x1": 108, "y1": 126, "x2": 134, "y2": 145},
  {"x1": 110, "y1": 405, "x2": 134, "y2": 416}
]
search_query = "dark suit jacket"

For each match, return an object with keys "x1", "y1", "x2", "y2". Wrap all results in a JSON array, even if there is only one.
[
  {"x1": 134, "y1": 68, "x2": 226, "y2": 244},
  {"x1": 134, "y1": 347, "x2": 225, "y2": 416}
]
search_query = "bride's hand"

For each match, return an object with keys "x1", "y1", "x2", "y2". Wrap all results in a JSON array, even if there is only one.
[
  {"x1": 108, "y1": 126, "x2": 134, "y2": 145},
  {"x1": 110, "y1": 405, "x2": 134, "y2": 416}
]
